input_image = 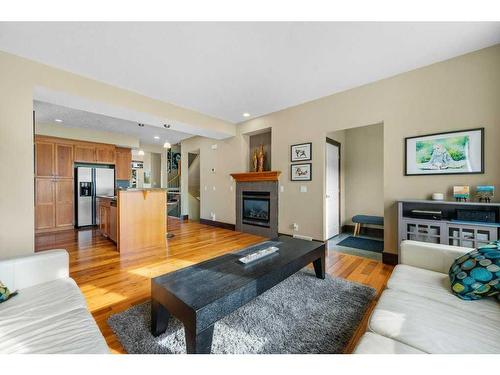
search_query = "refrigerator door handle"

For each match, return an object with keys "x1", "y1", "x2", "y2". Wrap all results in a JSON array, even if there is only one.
[{"x1": 92, "y1": 168, "x2": 96, "y2": 225}]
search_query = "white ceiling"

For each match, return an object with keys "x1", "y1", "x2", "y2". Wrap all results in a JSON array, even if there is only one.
[
  {"x1": 2, "y1": 22, "x2": 500, "y2": 123},
  {"x1": 34, "y1": 100, "x2": 192, "y2": 146}
]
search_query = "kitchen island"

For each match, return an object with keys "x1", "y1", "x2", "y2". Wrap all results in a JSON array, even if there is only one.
[{"x1": 98, "y1": 189, "x2": 167, "y2": 252}]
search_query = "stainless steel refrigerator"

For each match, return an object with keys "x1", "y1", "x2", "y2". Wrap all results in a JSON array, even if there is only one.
[{"x1": 75, "y1": 166, "x2": 115, "y2": 227}]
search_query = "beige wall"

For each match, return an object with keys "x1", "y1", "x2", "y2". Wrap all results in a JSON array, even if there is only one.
[
  {"x1": 181, "y1": 135, "x2": 246, "y2": 224},
  {"x1": 344, "y1": 123, "x2": 384, "y2": 226},
  {"x1": 0, "y1": 50, "x2": 234, "y2": 259},
  {"x1": 182, "y1": 44, "x2": 500, "y2": 253},
  {"x1": 0, "y1": 63, "x2": 33, "y2": 258}
]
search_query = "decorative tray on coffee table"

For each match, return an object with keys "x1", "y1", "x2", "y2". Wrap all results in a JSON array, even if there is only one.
[{"x1": 238, "y1": 246, "x2": 279, "y2": 264}]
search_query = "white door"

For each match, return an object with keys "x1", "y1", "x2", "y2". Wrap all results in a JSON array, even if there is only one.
[{"x1": 326, "y1": 141, "x2": 340, "y2": 239}]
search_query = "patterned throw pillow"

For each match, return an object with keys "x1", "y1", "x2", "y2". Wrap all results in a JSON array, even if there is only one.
[
  {"x1": 0, "y1": 281, "x2": 17, "y2": 303},
  {"x1": 449, "y1": 241, "x2": 500, "y2": 301}
]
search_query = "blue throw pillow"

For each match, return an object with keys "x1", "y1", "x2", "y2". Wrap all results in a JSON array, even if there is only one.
[
  {"x1": 449, "y1": 241, "x2": 500, "y2": 301},
  {"x1": 0, "y1": 281, "x2": 17, "y2": 303}
]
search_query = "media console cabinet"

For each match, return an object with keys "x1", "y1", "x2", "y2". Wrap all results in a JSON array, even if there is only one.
[{"x1": 398, "y1": 200, "x2": 500, "y2": 253}]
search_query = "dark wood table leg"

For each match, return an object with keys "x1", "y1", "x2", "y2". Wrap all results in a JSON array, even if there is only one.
[
  {"x1": 313, "y1": 255, "x2": 325, "y2": 279},
  {"x1": 185, "y1": 325, "x2": 214, "y2": 354},
  {"x1": 151, "y1": 299, "x2": 171, "y2": 336}
]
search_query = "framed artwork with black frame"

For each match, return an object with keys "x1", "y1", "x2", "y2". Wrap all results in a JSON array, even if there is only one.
[
  {"x1": 404, "y1": 128, "x2": 484, "y2": 176},
  {"x1": 291, "y1": 163, "x2": 312, "y2": 181},
  {"x1": 290, "y1": 142, "x2": 312, "y2": 162}
]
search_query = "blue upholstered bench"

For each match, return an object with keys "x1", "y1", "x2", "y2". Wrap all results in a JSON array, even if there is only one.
[{"x1": 352, "y1": 215, "x2": 384, "y2": 236}]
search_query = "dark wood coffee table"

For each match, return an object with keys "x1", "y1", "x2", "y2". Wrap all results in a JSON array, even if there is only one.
[{"x1": 150, "y1": 236, "x2": 325, "y2": 353}]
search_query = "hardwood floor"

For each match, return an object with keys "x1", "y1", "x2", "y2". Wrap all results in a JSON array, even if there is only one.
[{"x1": 35, "y1": 218, "x2": 393, "y2": 354}]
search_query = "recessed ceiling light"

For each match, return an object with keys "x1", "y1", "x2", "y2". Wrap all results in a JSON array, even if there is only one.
[
  {"x1": 242, "y1": 113, "x2": 250, "y2": 117},
  {"x1": 163, "y1": 124, "x2": 171, "y2": 129},
  {"x1": 54, "y1": 118, "x2": 63, "y2": 123},
  {"x1": 138, "y1": 123, "x2": 144, "y2": 127},
  {"x1": 154, "y1": 136, "x2": 160, "y2": 140}
]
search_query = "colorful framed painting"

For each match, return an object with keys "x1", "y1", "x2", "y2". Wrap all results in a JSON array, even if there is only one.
[
  {"x1": 291, "y1": 142, "x2": 312, "y2": 162},
  {"x1": 405, "y1": 128, "x2": 484, "y2": 176},
  {"x1": 291, "y1": 163, "x2": 312, "y2": 181}
]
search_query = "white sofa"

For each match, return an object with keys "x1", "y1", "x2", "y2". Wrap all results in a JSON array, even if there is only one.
[
  {"x1": 354, "y1": 240, "x2": 500, "y2": 354},
  {"x1": 0, "y1": 249, "x2": 109, "y2": 354}
]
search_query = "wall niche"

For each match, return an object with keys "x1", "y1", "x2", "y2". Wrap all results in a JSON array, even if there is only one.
[{"x1": 248, "y1": 129, "x2": 272, "y2": 172}]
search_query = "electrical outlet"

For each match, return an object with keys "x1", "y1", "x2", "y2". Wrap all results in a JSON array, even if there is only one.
[
  {"x1": 292, "y1": 223, "x2": 299, "y2": 231},
  {"x1": 210, "y1": 212, "x2": 216, "y2": 221}
]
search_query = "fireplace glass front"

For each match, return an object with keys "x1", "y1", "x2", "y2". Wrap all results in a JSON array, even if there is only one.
[{"x1": 242, "y1": 192, "x2": 270, "y2": 227}]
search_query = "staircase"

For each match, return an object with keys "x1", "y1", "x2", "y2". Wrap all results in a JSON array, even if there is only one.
[
  {"x1": 167, "y1": 148, "x2": 182, "y2": 217},
  {"x1": 187, "y1": 154, "x2": 200, "y2": 221}
]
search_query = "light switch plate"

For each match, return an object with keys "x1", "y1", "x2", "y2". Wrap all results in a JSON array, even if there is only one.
[
  {"x1": 280, "y1": 185, "x2": 284, "y2": 193},
  {"x1": 211, "y1": 144, "x2": 218, "y2": 150},
  {"x1": 300, "y1": 185, "x2": 307, "y2": 193}
]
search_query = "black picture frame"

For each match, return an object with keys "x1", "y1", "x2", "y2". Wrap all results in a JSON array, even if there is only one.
[
  {"x1": 290, "y1": 142, "x2": 312, "y2": 162},
  {"x1": 404, "y1": 128, "x2": 484, "y2": 176},
  {"x1": 290, "y1": 163, "x2": 312, "y2": 181}
]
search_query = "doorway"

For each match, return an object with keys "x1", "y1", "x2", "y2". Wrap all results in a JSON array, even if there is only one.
[
  {"x1": 187, "y1": 151, "x2": 200, "y2": 221},
  {"x1": 326, "y1": 138, "x2": 341, "y2": 239}
]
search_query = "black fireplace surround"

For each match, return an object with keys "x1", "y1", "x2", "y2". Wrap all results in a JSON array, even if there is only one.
[
  {"x1": 242, "y1": 191, "x2": 270, "y2": 227},
  {"x1": 235, "y1": 180, "x2": 278, "y2": 238}
]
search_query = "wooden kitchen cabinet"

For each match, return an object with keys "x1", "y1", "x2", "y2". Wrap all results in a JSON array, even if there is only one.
[
  {"x1": 55, "y1": 179, "x2": 74, "y2": 228},
  {"x1": 96, "y1": 145, "x2": 116, "y2": 164},
  {"x1": 35, "y1": 178, "x2": 73, "y2": 231},
  {"x1": 109, "y1": 204, "x2": 117, "y2": 242},
  {"x1": 35, "y1": 178, "x2": 56, "y2": 230},
  {"x1": 36, "y1": 139, "x2": 73, "y2": 178},
  {"x1": 35, "y1": 141, "x2": 55, "y2": 177},
  {"x1": 34, "y1": 135, "x2": 121, "y2": 233},
  {"x1": 115, "y1": 147, "x2": 132, "y2": 180},
  {"x1": 74, "y1": 144, "x2": 96, "y2": 162},
  {"x1": 99, "y1": 204, "x2": 110, "y2": 236},
  {"x1": 55, "y1": 143, "x2": 74, "y2": 178},
  {"x1": 98, "y1": 198, "x2": 116, "y2": 242}
]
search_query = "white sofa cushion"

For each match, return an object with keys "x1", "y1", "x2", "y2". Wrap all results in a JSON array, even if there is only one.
[
  {"x1": 354, "y1": 332, "x2": 425, "y2": 354},
  {"x1": 400, "y1": 241, "x2": 471, "y2": 274},
  {"x1": 0, "y1": 308, "x2": 109, "y2": 354},
  {"x1": 0, "y1": 249, "x2": 68, "y2": 291},
  {"x1": 369, "y1": 289, "x2": 500, "y2": 354},
  {"x1": 0, "y1": 278, "x2": 109, "y2": 354},
  {"x1": 0, "y1": 278, "x2": 87, "y2": 330},
  {"x1": 388, "y1": 264, "x2": 500, "y2": 322}
]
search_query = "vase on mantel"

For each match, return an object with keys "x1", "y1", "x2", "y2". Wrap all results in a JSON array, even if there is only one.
[
  {"x1": 257, "y1": 144, "x2": 265, "y2": 172},
  {"x1": 252, "y1": 149, "x2": 258, "y2": 172}
]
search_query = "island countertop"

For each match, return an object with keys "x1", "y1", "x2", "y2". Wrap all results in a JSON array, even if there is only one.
[{"x1": 116, "y1": 189, "x2": 167, "y2": 252}]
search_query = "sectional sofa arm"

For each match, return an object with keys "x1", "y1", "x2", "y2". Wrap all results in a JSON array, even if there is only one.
[
  {"x1": 0, "y1": 249, "x2": 69, "y2": 291},
  {"x1": 400, "y1": 240, "x2": 472, "y2": 274}
]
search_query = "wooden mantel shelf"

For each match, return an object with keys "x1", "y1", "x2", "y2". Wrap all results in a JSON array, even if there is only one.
[{"x1": 230, "y1": 171, "x2": 281, "y2": 182}]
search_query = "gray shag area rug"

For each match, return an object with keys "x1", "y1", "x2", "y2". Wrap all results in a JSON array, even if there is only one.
[{"x1": 108, "y1": 270, "x2": 376, "y2": 354}]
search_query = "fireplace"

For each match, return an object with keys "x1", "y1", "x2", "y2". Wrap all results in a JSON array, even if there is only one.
[
  {"x1": 242, "y1": 191, "x2": 270, "y2": 227},
  {"x1": 231, "y1": 171, "x2": 280, "y2": 238}
]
